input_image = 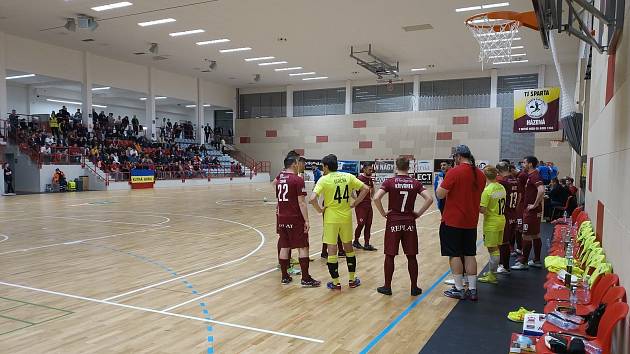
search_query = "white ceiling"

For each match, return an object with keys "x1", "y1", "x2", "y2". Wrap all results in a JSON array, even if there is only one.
[{"x1": 0, "y1": 0, "x2": 579, "y2": 88}]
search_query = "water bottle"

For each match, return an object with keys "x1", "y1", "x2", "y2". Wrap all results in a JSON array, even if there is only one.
[
  {"x1": 565, "y1": 244, "x2": 574, "y2": 287},
  {"x1": 569, "y1": 286, "x2": 577, "y2": 308},
  {"x1": 563, "y1": 210, "x2": 568, "y2": 224},
  {"x1": 580, "y1": 275, "x2": 591, "y2": 303},
  {"x1": 584, "y1": 340, "x2": 603, "y2": 354},
  {"x1": 545, "y1": 313, "x2": 579, "y2": 330}
]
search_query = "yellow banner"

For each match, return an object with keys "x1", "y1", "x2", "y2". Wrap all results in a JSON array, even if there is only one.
[
  {"x1": 130, "y1": 176, "x2": 155, "y2": 184},
  {"x1": 514, "y1": 87, "x2": 560, "y2": 120}
]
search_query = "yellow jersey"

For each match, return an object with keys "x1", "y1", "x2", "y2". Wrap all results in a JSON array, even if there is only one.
[
  {"x1": 313, "y1": 171, "x2": 364, "y2": 224},
  {"x1": 480, "y1": 182, "x2": 507, "y2": 232}
]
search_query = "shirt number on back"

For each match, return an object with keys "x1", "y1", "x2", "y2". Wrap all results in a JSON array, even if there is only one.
[
  {"x1": 498, "y1": 198, "x2": 506, "y2": 215},
  {"x1": 277, "y1": 184, "x2": 289, "y2": 202},
  {"x1": 334, "y1": 185, "x2": 349, "y2": 203},
  {"x1": 400, "y1": 191, "x2": 409, "y2": 212},
  {"x1": 509, "y1": 192, "x2": 518, "y2": 209}
]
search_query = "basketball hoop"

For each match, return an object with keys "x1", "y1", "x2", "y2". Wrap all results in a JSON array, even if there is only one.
[{"x1": 466, "y1": 11, "x2": 539, "y2": 69}]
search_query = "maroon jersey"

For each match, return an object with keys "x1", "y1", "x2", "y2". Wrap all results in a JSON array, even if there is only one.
[
  {"x1": 276, "y1": 171, "x2": 307, "y2": 224},
  {"x1": 356, "y1": 174, "x2": 374, "y2": 208},
  {"x1": 523, "y1": 170, "x2": 543, "y2": 211},
  {"x1": 498, "y1": 175, "x2": 520, "y2": 219},
  {"x1": 380, "y1": 175, "x2": 425, "y2": 222}
]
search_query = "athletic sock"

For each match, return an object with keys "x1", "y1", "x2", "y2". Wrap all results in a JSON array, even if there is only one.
[
  {"x1": 467, "y1": 275, "x2": 477, "y2": 290},
  {"x1": 346, "y1": 251, "x2": 356, "y2": 281},
  {"x1": 384, "y1": 255, "x2": 395, "y2": 288},
  {"x1": 499, "y1": 244, "x2": 510, "y2": 269},
  {"x1": 279, "y1": 258, "x2": 290, "y2": 278},
  {"x1": 327, "y1": 255, "x2": 339, "y2": 285},
  {"x1": 299, "y1": 257, "x2": 310, "y2": 281},
  {"x1": 490, "y1": 250, "x2": 500, "y2": 273},
  {"x1": 406, "y1": 255, "x2": 418, "y2": 289},
  {"x1": 533, "y1": 238, "x2": 542, "y2": 262},
  {"x1": 453, "y1": 274, "x2": 465, "y2": 290},
  {"x1": 521, "y1": 240, "x2": 533, "y2": 264}
]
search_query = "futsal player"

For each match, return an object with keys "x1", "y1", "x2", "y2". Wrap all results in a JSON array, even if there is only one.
[
  {"x1": 496, "y1": 162, "x2": 520, "y2": 274},
  {"x1": 310, "y1": 154, "x2": 369, "y2": 290},
  {"x1": 275, "y1": 155, "x2": 321, "y2": 287},
  {"x1": 353, "y1": 163, "x2": 377, "y2": 251},
  {"x1": 373, "y1": 157, "x2": 433, "y2": 296},
  {"x1": 477, "y1": 166, "x2": 506, "y2": 285}
]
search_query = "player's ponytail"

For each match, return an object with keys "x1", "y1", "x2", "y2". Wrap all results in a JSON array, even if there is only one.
[{"x1": 469, "y1": 154, "x2": 478, "y2": 189}]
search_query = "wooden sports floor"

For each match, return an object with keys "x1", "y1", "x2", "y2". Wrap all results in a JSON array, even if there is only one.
[{"x1": 0, "y1": 183, "x2": 488, "y2": 353}]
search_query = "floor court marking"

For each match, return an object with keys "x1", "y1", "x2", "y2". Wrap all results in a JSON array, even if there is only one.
[
  {"x1": 0, "y1": 280, "x2": 324, "y2": 344},
  {"x1": 359, "y1": 239, "x2": 485, "y2": 354},
  {"x1": 0, "y1": 234, "x2": 8, "y2": 243}
]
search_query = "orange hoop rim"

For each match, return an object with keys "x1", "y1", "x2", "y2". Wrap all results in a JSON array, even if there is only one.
[{"x1": 465, "y1": 11, "x2": 539, "y2": 31}]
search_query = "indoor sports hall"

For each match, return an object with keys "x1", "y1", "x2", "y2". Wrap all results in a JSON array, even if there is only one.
[{"x1": 0, "y1": 1, "x2": 628, "y2": 353}]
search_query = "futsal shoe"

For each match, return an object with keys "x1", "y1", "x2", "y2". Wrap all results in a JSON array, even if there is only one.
[
  {"x1": 507, "y1": 307, "x2": 533, "y2": 322},
  {"x1": 511, "y1": 261, "x2": 529, "y2": 270},
  {"x1": 411, "y1": 287, "x2": 423, "y2": 296},
  {"x1": 327, "y1": 281, "x2": 341, "y2": 291},
  {"x1": 349, "y1": 278, "x2": 361, "y2": 288},
  {"x1": 301, "y1": 278, "x2": 321, "y2": 288},
  {"x1": 496, "y1": 265, "x2": 511, "y2": 275},
  {"x1": 363, "y1": 244, "x2": 378, "y2": 251},
  {"x1": 478, "y1": 272, "x2": 498, "y2": 285},
  {"x1": 466, "y1": 289, "x2": 479, "y2": 301},
  {"x1": 281, "y1": 276, "x2": 293, "y2": 285},
  {"x1": 288, "y1": 266, "x2": 301, "y2": 275},
  {"x1": 377, "y1": 286, "x2": 393, "y2": 296},
  {"x1": 443, "y1": 287, "x2": 466, "y2": 300},
  {"x1": 352, "y1": 240, "x2": 364, "y2": 249},
  {"x1": 528, "y1": 260, "x2": 543, "y2": 268}
]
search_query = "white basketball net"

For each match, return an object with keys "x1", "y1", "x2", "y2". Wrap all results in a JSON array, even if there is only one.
[{"x1": 467, "y1": 15, "x2": 520, "y2": 69}]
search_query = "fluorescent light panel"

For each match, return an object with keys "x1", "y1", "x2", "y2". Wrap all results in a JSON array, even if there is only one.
[
  {"x1": 411, "y1": 68, "x2": 427, "y2": 71},
  {"x1": 302, "y1": 76, "x2": 328, "y2": 81},
  {"x1": 245, "y1": 56, "x2": 274, "y2": 62},
  {"x1": 493, "y1": 59, "x2": 529, "y2": 64},
  {"x1": 138, "y1": 18, "x2": 176, "y2": 27},
  {"x1": 289, "y1": 72, "x2": 315, "y2": 76},
  {"x1": 258, "y1": 61, "x2": 287, "y2": 66},
  {"x1": 196, "y1": 39, "x2": 230, "y2": 45},
  {"x1": 455, "y1": 2, "x2": 509, "y2": 12},
  {"x1": 139, "y1": 96, "x2": 167, "y2": 100},
  {"x1": 91, "y1": 2, "x2": 132, "y2": 11},
  {"x1": 274, "y1": 67, "x2": 302, "y2": 71},
  {"x1": 91, "y1": 86, "x2": 111, "y2": 91},
  {"x1": 456, "y1": 5, "x2": 482, "y2": 12},
  {"x1": 220, "y1": 47, "x2": 252, "y2": 53},
  {"x1": 185, "y1": 104, "x2": 212, "y2": 108},
  {"x1": 93, "y1": 104, "x2": 108, "y2": 108},
  {"x1": 169, "y1": 29, "x2": 205, "y2": 37},
  {"x1": 47, "y1": 98, "x2": 107, "y2": 108},
  {"x1": 6, "y1": 74, "x2": 36, "y2": 80}
]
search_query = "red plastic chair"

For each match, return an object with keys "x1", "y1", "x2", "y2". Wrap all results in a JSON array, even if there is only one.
[
  {"x1": 571, "y1": 206, "x2": 583, "y2": 221},
  {"x1": 536, "y1": 302, "x2": 629, "y2": 354},
  {"x1": 544, "y1": 274, "x2": 619, "y2": 303}
]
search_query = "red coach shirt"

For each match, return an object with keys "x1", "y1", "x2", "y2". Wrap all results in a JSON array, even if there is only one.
[
  {"x1": 441, "y1": 163, "x2": 486, "y2": 229},
  {"x1": 498, "y1": 175, "x2": 520, "y2": 220},
  {"x1": 381, "y1": 175, "x2": 425, "y2": 222},
  {"x1": 356, "y1": 174, "x2": 374, "y2": 208},
  {"x1": 523, "y1": 170, "x2": 543, "y2": 211},
  {"x1": 276, "y1": 171, "x2": 307, "y2": 224}
]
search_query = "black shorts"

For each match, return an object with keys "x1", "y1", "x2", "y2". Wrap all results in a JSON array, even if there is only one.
[{"x1": 439, "y1": 223, "x2": 477, "y2": 257}]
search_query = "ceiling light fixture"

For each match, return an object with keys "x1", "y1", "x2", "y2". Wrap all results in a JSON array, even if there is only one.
[
  {"x1": 493, "y1": 59, "x2": 529, "y2": 64},
  {"x1": 258, "y1": 61, "x2": 287, "y2": 66},
  {"x1": 245, "y1": 56, "x2": 274, "y2": 62},
  {"x1": 274, "y1": 67, "x2": 302, "y2": 71},
  {"x1": 46, "y1": 98, "x2": 104, "y2": 107},
  {"x1": 455, "y1": 2, "x2": 509, "y2": 12},
  {"x1": 138, "y1": 18, "x2": 176, "y2": 27},
  {"x1": 220, "y1": 47, "x2": 252, "y2": 53},
  {"x1": 455, "y1": 5, "x2": 482, "y2": 12},
  {"x1": 169, "y1": 29, "x2": 205, "y2": 37},
  {"x1": 196, "y1": 39, "x2": 230, "y2": 45},
  {"x1": 93, "y1": 104, "x2": 108, "y2": 108},
  {"x1": 6, "y1": 74, "x2": 36, "y2": 80},
  {"x1": 411, "y1": 68, "x2": 427, "y2": 71},
  {"x1": 91, "y1": 86, "x2": 111, "y2": 91},
  {"x1": 289, "y1": 72, "x2": 315, "y2": 76},
  {"x1": 91, "y1": 2, "x2": 133, "y2": 12},
  {"x1": 185, "y1": 104, "x2": 212, "y2": 108},
  {"x1": 302, "y1": 76, "x2": 328, "y2": 81}
]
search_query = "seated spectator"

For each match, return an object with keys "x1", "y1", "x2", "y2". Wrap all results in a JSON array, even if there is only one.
[
  {"x1": 545, "y1": 177, "x2": 568, "y2": 219},
  {"x1": 565, "y1": 177, "x2": 578, "y2": 196}
]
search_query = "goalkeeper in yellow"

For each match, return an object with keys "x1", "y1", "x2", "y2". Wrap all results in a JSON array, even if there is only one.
[
  {"x1": 310, "y1": 154, "x2": 370, "y2": 290},
  {"x1": 478, "y1": 165, "x2": 507, "y2": 285}
]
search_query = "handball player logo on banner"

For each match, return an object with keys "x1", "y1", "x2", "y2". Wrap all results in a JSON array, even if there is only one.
[{"x1": 513, "y1": 87, "x2": 560, "y2": 133}]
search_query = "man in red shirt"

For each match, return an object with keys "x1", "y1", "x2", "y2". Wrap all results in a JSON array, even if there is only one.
[
  {"x1": 274, "y1": 155, "x2": 321, "y2": 287},
  {"x1": 373, "y1": 157, "x2": 433, "y2": 296},
  {"x1": 436, "y1": 145, "x2": 486, "y2": 301},
  {"x1": 496, "y1": 162, "x2": 520, "y2": 274},
  {"x1": 353, "y1": 163, "x2": 377, "y2": 251},
  {"x1": 511, "y1": 156, "x2": 545, "y2": 270}
]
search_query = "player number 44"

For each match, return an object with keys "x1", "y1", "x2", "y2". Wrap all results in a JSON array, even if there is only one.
[{"x1": 334, "y1": 185, "x2": 349, "y2": 204}]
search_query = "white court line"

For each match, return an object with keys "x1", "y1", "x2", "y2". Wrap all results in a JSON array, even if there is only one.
[
  {"x1": 46, "y1": 216, "x2": 169, "y2": 227},
  {"x1": 0, "y1": 227, "x2": 170, "y2": 256},
  {"x1": 0, "y1": 280, "x2": 324, "y2": 344},
  {"x1": 103, "y1": 216, "x2": 266, "y2": 302},
  {"x1": 0, "y1": 234, "x2": 8, "y2": 243},
  {"x1": 163, "y1": 209, "x2": 439, "y2": 311}
]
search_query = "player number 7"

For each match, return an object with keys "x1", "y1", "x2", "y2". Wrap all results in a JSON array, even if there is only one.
[{"x1": 400, "y1": 191, "x2": 408, "y2": 212}]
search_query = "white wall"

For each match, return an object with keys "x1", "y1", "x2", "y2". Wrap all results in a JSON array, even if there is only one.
[
  {"x1": 40, "y1": 164, "x2": 87, "y2": 192},
  {"x1": 6, "y1": 35, "x2": 83, "y2": 82},
  {"x1": 6, "y1": 83, "x2": 27, "y2": 113}
]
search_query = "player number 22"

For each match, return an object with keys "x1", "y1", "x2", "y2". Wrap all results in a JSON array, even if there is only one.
[
  {"x1": 334, "y1": 185, "x2": 349, "y2": 204},
  {"x1": 277, "y1": 183, "x2": 289, "y2": 202}
]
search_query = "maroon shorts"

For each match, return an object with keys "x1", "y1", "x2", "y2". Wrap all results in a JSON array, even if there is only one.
[
  {"x1": 384, "y1": 220, "x2": 418, "y2": 256},
  {"x1": 277, "y1": 223, "x2": 309, "y2": 249},
  {"x1": 355, "y1": 205, "x2": 373, "y2": 226},
  {"x1": 502, "y1": 218, "x2": 518, "y2": 244},
  {"x1": 522, "y1": 209, "x2": 542, "y2": 236}
]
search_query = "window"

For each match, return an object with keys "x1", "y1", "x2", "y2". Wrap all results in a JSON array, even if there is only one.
[
  {"x1": 419, "y1": 77, "x2": 490, "y2": 110},
  {"x1": 239, "y1": 92, "x2": 286, "y2": 118},
  {"x1": 293, "y1": 88, "x2": 345, "y2": 117},
  {"x1": 352, "y1": 83, "x2": 413, "y2": 114}
]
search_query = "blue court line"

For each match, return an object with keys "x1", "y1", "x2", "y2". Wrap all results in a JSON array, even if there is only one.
[{"x1": 359, "y1": 240, "x2": 484, "y2": 354}]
